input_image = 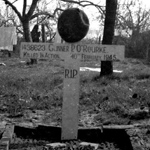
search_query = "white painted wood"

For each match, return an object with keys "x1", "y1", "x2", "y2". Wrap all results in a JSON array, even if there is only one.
[
  {"x1": 20, "y1": 42, "x2": 125, "y2": 61},
  {"x1": 61, "y1": 55, "x2": 80, "y2": 140}
]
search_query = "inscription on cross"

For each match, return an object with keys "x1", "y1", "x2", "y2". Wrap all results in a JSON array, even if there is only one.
[
  {"x1": 64, "y1": 69, "x2": 78, "y2": 78},
  {"x1": 21, "y1": 43, "x2": 124, "y2": 61}
]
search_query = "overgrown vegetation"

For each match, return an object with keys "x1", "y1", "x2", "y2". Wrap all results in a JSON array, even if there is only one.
[{"x1": 0, "y1": 58, "x2": 150, "y2": 126}]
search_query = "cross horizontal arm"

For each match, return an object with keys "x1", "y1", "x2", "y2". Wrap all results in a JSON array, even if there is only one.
[{"x1": 21, "y1": 42, "x2": 125, "y2": 61}]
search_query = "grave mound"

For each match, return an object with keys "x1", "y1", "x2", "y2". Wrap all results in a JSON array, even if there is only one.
[{"x1": 13, "y1": 125, "x2": 133, "y2": 150}]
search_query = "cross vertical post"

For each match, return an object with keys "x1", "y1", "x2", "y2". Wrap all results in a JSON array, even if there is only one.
[{"x1": 61, "y1": 54, "x2": 80, "y2": 140}]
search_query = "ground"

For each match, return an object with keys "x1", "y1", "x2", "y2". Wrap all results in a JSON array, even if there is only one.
[{"x1": 0, "y1": 57, "x2": 150, "y2": 149}]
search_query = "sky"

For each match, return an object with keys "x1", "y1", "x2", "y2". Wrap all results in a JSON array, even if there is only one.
[
  {"x1": 2, "y1": 0, "x2": 150, "y2": 15},
  {"x1": 0, "y1": 0, "x2": 150, "y2": 34},
  {"x1": 1, "y1": 0, "x2": 150, "y2": 15},
  {"x1": 11, "y1": 0, "x2": 150, "y2": 28}
]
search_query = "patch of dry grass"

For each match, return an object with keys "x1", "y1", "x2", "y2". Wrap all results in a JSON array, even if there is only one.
[{"x1": 0, "y1": 58, "x2": 150, "y2": 125}]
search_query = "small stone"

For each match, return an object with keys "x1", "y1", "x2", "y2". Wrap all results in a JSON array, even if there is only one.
[
  {"x1": 46, "y1": 142, "x2": 66, "y2": 148},
  {"x1": 79, "y1": 142, "x2": 99, "y2": 150},
  {"x1": 0, "y1": 63, "x2": 6, "y2": 66}
]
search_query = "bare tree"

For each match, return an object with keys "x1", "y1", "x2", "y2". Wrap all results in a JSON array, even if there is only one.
[
  {"x1": 116, "y1": 0, "x2": 150, "y2": 59},
  {"x1": 116, "y1": 0, "x2": 150, "y2": 38},
  {"x1": 3, "y1": 0, "x2": 61, "y2": 42},
  {"x1": 100, "y1": 0, "x2": 117, "y2": 76}
]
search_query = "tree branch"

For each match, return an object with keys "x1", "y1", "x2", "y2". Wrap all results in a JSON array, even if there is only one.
[
  {"x1": 2, "y1": 0, "x2": 22, "y2": 20},
  {"x1": 30, "y1": 8, "x2": 63, "y2": 20},
  {"x1": 26, "y1": 0, "x2": 39, "y2": 19},
  {"x1": 22, "y1": 0, "x2": 27, "y2": 16},
  {"x1": 60, "y1": 0, "x2": 105, "y2": 14},
  {"x1": 17, "y1": 28, "x2": 24, "y2": 35},
  {"x1": 12, "y1": 0, "x2": 18, "y2": 4},
  {"x1": 31, "y1": 12, "x2": 54, "y2": 20}
]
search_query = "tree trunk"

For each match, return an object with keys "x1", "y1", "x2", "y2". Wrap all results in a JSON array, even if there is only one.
[
  {"x1": 22, "y1": 20, "x2": 38, "y2": 65},
  {"x1": 22, "y1": 20, "x2": 32, "y2": 42},
  {"x1": 31, "y1": 24, "x2": 40, "y2": 42},
  {"x1": 42, "y1": 24, "x2": 46, "y2": 42},
  {"x1": 146, "y1": 44, "x2": 150, "y2": 62},
  {"x1": 100, "y1": 0, "x2": 117, "y2": 76}
]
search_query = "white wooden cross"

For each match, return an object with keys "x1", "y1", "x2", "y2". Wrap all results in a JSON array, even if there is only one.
[{"x1": 21, "y1": 42, "x2": 124, "y2": 140}]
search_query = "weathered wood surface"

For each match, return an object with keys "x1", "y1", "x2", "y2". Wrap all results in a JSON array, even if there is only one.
[
  {"x1": 14, "y1": 122, "x2": 149, "y2": 130},
  {"x1": 0, "y1": 124, "x2": 14, "y2": 150},
  {"x1": 2, "y1": 124, "x2": 14, "y2": 141},
  {"x1": 20, "y1": 42, "x2": 125, "y2": 61},
  {"x1": 61, "y1": 56, "x2": 80, "y2": 140}
]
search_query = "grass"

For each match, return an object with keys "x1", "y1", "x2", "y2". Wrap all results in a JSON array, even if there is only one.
[
  {"x1": 0, "y1": 57, "x2": 150, "y2": 126},
  {"x1": 1, "y1": 57, "x2": 150, "y2": 150}
]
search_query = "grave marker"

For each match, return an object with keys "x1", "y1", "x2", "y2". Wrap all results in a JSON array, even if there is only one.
[
  {"x1": 21, "y1": 7, "x2": 125, "y2": 141},
  {"x1": 21, "y1": 42, "x2": 124, "y2": 140}
]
